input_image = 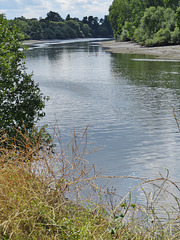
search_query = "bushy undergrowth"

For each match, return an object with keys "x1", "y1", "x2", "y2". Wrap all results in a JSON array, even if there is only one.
[
  {"x1": 109, "y1": 2, "x2": 180, "y2": 46},
  {"x1": 0, "y1": 127, "x2": 179, "y2": 239}
]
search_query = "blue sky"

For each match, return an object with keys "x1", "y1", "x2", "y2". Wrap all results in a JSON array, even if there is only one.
[{"x1": 0, "y1": 0, "x2": 112, "y2": 20}]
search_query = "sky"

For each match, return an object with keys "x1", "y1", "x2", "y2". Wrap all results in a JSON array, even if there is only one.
[{"x1": 0, "y1": 0, "x2": 113, "y2": 20}]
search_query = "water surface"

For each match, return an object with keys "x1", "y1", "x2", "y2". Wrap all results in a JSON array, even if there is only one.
[{"x1": 26, "y1": 39, "x2": 180, "y2": 199}]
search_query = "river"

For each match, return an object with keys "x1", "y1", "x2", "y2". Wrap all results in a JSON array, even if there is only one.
[{"x1": 25, "y1": 39, "x2": 180, "y2": 201}]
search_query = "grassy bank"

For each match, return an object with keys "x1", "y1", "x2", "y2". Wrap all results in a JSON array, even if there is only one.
[{"x1": 0, "y1": 127, "x2": 180, "y2": 239}]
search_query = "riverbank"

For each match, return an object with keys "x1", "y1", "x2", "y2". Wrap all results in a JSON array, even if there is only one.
[
  {"x1": 22, "y1": 38, "x2": 111, "y2": 46},
  {"x1": 101, "y1": 40, "x2": 180, "y2": 59},
  {"x1": 22, "y1": 39, "x2": 60, "y2": 45},
  {"x1": 1, "y1": 130, "x2": 180, "y2": 239}
]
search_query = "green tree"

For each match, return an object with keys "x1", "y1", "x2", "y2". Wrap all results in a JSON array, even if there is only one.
[
  {"x1": 108, "y1": 0, "x2": 180, "y2": 43},
  {"x1": 163, "y1": 0, "x2": 180, "y2": 10},
  {"x1": 99, "y1": 15, "x2": 113, "y2": 37},
  {"x1": 134, "y1": 6, "x2": 175, "y2": 45},
  {"x1": 11, "y1": 17, "x2": 30, "y2": 40},
  {"x1": 176, "y1": 6, "x2": 180, "y2": 29},
  {"x1": 45, "y1": 11, "x2": 63, "y2": 22},
  {"x1": 0, "y1": 14, "x2": 48, "y2": 138},
  {"x1": 109, "y1": 0, "x2": 131, "y2": 38},
  {"x1": 66, "y1": 20, "x2": 84, "y2": 38},
  {"x1": 28, "y1": 19, "x2": 44, "y2": 39},
  {"x1": 66, "y1": 14, "x2": 71, "y2": 21},
  {"x1": 80, "y1": 23, "x2": 91, "y2": 37}
]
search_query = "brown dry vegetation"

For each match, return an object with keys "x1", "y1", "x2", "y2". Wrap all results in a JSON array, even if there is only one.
[{"x1": 0, "y1": 126, "x2": 179, "y2": 239}]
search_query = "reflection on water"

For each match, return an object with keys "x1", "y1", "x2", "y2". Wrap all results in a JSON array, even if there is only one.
[
  {"x1": 25, "y1": 40, "x2": 180, "y2": 201},
  {"x1": 132, "y1": 58, "x2": 180, "y2": 62}
]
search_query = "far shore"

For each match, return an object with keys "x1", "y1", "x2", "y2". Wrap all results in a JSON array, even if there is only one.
[
  {"x1": 22, "y1": 39, "x2": 60, "y2": 45},
  {"x1": 101, "y1": 40, "x2": 180, "y2": 59},
  {"x1": 23, "y1": 39, "x2": 180, "y2": 60},
  {"x1": 22, "y1": 38, "x2": 110, "y2": 46}
]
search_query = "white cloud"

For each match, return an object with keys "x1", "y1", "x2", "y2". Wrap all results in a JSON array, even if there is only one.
[{"x1": 0, "y1": 0, "x2": 112, "y2": 19}]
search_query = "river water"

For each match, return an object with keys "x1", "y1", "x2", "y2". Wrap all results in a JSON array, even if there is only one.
[{"x1": 26, "y1": 39, "x2": 180, "y2": 201}]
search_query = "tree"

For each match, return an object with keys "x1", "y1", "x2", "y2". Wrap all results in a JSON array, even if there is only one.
[
  {"x1": 98, "y1": 16, "x2": 113, "y2": 37},
  {"x1": 66, "y1": 14, "x2": 71, "y2": 21},
  {"x1": 109, "y1": 0, "x2": 132, "y2": 38},
  {"x1": 163, "y1": 0, "x2": 180, "y2": 10},
  {"x1": 108, "y1": 0, "x2": 180, "y2": 42},
  {"x1": 45, "y1": 11, "x2": 63, "y2": 22},
  {"x1": 82, "y1": 16, "x2": 88, "y2": 24},
  {"x1": 134, "y1": 6, "x2": 175, "y2": 45},
  {"x1": 10, "y1": 18, "x2": 30, "y2": 40},
  {"x1": 176, "y1": 6, "x2": 180, "y2": 29},
  {"x1": 0, "y1": 14, "x2": 48, "y2": 138},
  {"x1": 28, "y1": 19, "x2": 44, "y2": 39}
]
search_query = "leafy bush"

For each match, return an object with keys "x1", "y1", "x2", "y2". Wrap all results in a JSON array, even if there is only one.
[
  {"x1": 175, "y1": 7, "x2": 180, "y2": 29},
  {"x1": 133, "y1": 27, "x2": 147, "y2": 45},
  {"x1": 144, "y1": 39, "x2": 154, "y2": 47},
  {"x1": 120, "y1": 21, "x2": 136, "y2": 41},
  {"x1": 153, "y1": 28, "x2": 171, "y2": 45},
  {"x1": 0, "y1": 14, "x2": 48, "y2": 139},
  {"x1": 171, "y1": 27, "x2": 180, "y2": 44},
  {"x1": 109, "y1": 0, "x2": 180, "y2": 46},
  {"x1": 134, "y1": 7, "x2": 175, "y2": 45},
  {"x1": 120, "y1": 28, "x2": 129, "y2": 41}
]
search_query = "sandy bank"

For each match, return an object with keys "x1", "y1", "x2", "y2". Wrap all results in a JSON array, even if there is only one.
[
  {"x1": 23, "y1": 39, "x2": 180, "y2": 60},
  {"x1": 101, "y1": 40, "x2": 180, "y2": 60}
]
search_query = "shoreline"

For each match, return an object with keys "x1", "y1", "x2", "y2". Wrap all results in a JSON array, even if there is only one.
[
  {"x1": 22, "y1": 39, "x2": 60, "y2": 45},
  {"x1": 22, "y1": 38, "x2": 110, "y2": 46},
  {"x1": 101, "y1": 40, "x2": 180, "y2": 60},
  {"x1": 23, "y1": 39, "x2": 180, "y2": 60}
]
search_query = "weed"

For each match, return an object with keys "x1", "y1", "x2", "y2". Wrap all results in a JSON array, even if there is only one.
[{"x1": 0, "y1": 126, "x2": 179, "y2": 239}]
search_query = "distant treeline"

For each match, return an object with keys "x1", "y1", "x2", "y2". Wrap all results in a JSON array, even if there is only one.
[
  {"x1": 109, "y1": 0, "x2": 180, "y2": 46},
  {"x1": 8, "y1": 11, "x2": 113, "y2": 40}
]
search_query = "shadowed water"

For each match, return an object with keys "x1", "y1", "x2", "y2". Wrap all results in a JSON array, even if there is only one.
[{"x1": 25, "y1": 39, "x2": 180, "y2": 201}]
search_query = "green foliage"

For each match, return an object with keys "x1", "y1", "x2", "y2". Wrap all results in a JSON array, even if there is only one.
[
  {"x1": 66, "y1": 20, "x2": 84, "y2": 38},
  {"x1": 109, "y1": 0, "x2": 180, "y2": 46},
  {"x1": 82, "y1": 15, "x2": 113, "y2": 37},
  {"x1": 0, "y1": 14, "x2": 47, "y2": 138},
  {"x1": 163, "y1": 0, "x2": 180, "y2": 10},
  {"x1": 134, "y1": 7, "x2": 175, "y2": 45},
  {"x1": 176, "y1": 6, "x2": 180, "y2": 29},
  {"x1": 10, "y1": 13, "x2": 112, "y2": 40},
  {"x1": 120, "y1": 21, "x2": 136, "y2": 41},
  {"x1": 153, "y1": 28, "x2": 171, "y2": 45},
  {"x1": 109, "y1": 0, "x2": 132, "y2": 39},
  {"x1": 98, "y1": 16, "x2": 113, "y2": 37},
  {"x1": 10, "y1": 17, "x2": 30, "y2": 40},
  {"x1": 45, "y1": 11, "x2": 63, "y2": 22},
  {"x1": 171, "y1": 27, "x2": 180, "y2": 44}
]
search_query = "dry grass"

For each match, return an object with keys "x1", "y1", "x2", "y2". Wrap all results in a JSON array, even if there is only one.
[{"x1": 0, "y1": 126, "x2": 179, "y2": 239}]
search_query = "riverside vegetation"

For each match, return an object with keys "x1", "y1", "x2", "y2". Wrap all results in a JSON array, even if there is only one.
[
  {"x1": 109, "y1": 0, "x2": 180, "y2": 46},
  {"x1": 0, "y1": 12, "x2": 180, "y2": 240},
  {"x1": 7, "y1": 11, "x2": 113, "y2": 40},
  {"x1": 0, "y1": 126, "x2": 180, "y2": 239}
]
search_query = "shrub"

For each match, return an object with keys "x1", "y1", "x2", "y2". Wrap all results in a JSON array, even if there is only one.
[
  {"x1": 175, "y1": 7, "x2": 180, "y2": 29},
  {"x1": 171, "y1": 27, "x2": 180, "y2": 44},
  {"x1": 153, "y1": 28, "x2": 171, "y2": 45},
  {"x1": 144, "y1": 39, "x2": 154, "y2": 47},
  {"x1": 120, "y1": 21, "x2": 136, "y2": 41},
  {"x1": 134, "y1": 6, "x2": 175, "y2": 45},
  {"x1": 0, "y1": 14, "x2": 48, "y2": 139}
]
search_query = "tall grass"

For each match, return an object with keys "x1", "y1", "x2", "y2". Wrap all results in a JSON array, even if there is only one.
[{"x1": 0, "y1": 126, "x2": 179, "y2": 239}]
